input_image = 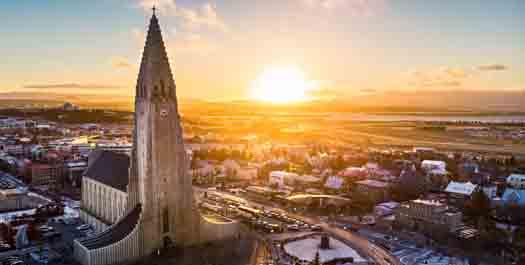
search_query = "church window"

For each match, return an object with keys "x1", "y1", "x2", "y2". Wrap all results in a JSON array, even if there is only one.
[
  {"x1": 160, "y1": 80, "x2": 165, "y2": 96},
  {"x1": 153, "y1": 85, "x2": 159, "y2": 97},
  {"x1": 162, "y1": 207, "x2": 169, "y2": 233}
]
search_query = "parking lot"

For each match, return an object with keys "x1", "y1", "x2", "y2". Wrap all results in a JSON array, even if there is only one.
[
  {"x1": 0, "y1": 215, "x2": 97, "y2": 265},
  {"x1": 201, "y1": 194, "x2": 322, "y2": 235},
  {"x1": 356, "y1": 229, "x2": 468, "y2": 265}
]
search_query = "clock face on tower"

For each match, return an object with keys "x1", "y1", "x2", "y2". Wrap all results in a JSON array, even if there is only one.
[{"x1": 160, "y1": 109, "x2": 168, "y2": 117}]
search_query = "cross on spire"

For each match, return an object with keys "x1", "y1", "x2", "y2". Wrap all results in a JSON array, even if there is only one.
[{"x1": 152, "y1": 6, "x2": 156, "y2": 16}]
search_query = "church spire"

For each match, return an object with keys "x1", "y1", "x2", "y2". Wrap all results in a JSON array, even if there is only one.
[{"x1": 135, "y1": 9, "x2": 177, "y2": 101}]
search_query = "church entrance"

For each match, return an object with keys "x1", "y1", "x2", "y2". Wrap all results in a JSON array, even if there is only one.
[{"x1": 163, "y1": 236, "x2": 173, "y2": 249}]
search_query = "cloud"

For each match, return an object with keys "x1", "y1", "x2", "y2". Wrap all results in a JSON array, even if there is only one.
[
  {"x1": 302, "y1": 0, "x2": 387, "y2": 16},
  {"x1": 307, "y1": 88, "x2": 341, "y2": 99},
  {"x1": 177, "y1": 3, "x2": 229, "y2": 33},
  {"x1": 170, "y1": 33, "x2": 217, "y2": 55},
  {"x1": 110, "y1": 57, "x2": 133, "y2": 69},
  {"x1": 137, "y1": 0, "x2": 177, "y2": 15},
  {"x1": 444, "y1": 67, "x2": 468, "y2": 78},
  {"x1": 23, "y1": 83, "x2": 122, "y2": 89},
  {"x1": 409, "y1": 68, "x2": 467, "y2": 88},
  {"x1": 421, "y1": 80, "x2": 462, "y2": 87},
  {"x1": 478, "y1": 64, "x2": 508, "y2": 71},
  {"x1": 359, "y1": 88, "x2": 377, "y2": 94},
  {"x1": 136, "y1": 1, "x2": 229, "y2": 33}
]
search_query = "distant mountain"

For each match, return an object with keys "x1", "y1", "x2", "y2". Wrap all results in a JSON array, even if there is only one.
[{"x1": 1, "y1": 90, "x2": 523, "y2": 113}]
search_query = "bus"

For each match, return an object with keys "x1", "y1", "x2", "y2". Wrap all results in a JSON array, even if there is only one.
[
  {"x1": 200, "y1": 202, "x2": 224, "y2": 214},
  {"x1": 237, "y1": 205, "x2": 261, "y2": 219}
]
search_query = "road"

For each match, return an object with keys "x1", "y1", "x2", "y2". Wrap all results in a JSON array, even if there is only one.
[
  {"x1": 195, "y1": 188, "x2": 400, "y2": 265},
  {"x1": 0, "y1": 246, "x2": 38, "y2": 259},
  {"x1": 287, "y1": 212, "x2": 399, "y2": 265}
]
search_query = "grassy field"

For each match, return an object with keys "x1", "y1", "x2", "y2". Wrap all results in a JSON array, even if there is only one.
[{"x1": 333, "y1": 122, "x2": 525, "y2": 155}]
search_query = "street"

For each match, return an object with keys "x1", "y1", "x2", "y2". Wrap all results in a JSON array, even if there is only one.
[{"x1": 194, "y1": 187, "x2": 400, "y2": 265}]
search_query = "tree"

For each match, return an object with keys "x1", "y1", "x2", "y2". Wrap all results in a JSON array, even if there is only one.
[
  {"x1": 311, "y1": 251, "x2": 321, "y2": 265},
  {"x1": 390, "y1": 168, "x2": 426, "y2": 201},
  {"x1": 466, "y1": 190, "x2": 491, "y2": 222},
  {"x1": 351, "y1": 190, "x2": 374, "y2": 215}
]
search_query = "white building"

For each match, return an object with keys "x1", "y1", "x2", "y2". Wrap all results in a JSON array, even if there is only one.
[
  {"x1": 482, "y1": 185, "x2": 498, "y2": 199},
  {"x1": 237, "y1": 166, "x2": 258, "y2": 180},
  {"x1": 269, "y1": 171, "x2": 297, "y2": 187},
  {"x1": 221, "y1": 159, "x2": 241, "y2": 176},
  {"x1": 445, "y1": 181, "x2": 477, "y2": 197},
  {"x1": 506, "y1": 173, "x2": 525, "y2": 189},
  {"x1": 325, "y1": 175, "x2": 344, "y2": 190},
  {"x1": 421, "y1": 160, "x2": 447, "y2": 175},
  {"x1": 80, "y1": 150, "x2": 129, "y2": 232}
]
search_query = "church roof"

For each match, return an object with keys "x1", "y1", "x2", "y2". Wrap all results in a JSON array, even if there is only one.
[
  {"x1": 83, "y1": 149, "x2": 129, "y2": 192},
  {"x1": 76, "y1": 204, "x2": 141, "y2": 250}
]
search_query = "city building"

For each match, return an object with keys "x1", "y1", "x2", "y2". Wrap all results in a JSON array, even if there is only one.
[
  {"x1": 421, "y1": 160, "x2": 447, "y2": 175},
  {"x1": 354, "y1": 179, "x2": 391, "y2": 203},
  {"x1": 62, "y1": 102, "x2": 79, "y2": 111},
  {"x1": 73, "y1": 12, "x2": 239, "y2": 265},
  {"x1": 395, "y1": 199, "x2": 463, "y2": 232},
  {"x1": 236, "y1": 165, "x2": 258, "y2": 180},
  {"x1": 444, "y1": 181, "x2": 478, "y2": 206},
  {"x1": 506, "y1": 173, "x2": 525, "y2": 189},
  {"x1": 65, "y1": 160, "x2": 88, "y2": 187},
  {"x1": 501, "y1": 188, "x2": 525, "y2": 206},
  {"x1": 269, "y1": 171, "x2": 298, "y2": 187},
  {"x1": 80, "y1": 150, "x2": 129, "y2": 232},
  {"x1": 325, "y1": 175, "x2": 345, "y2": 190},
  {"x1": 28, "y1": 162, "x2": 64, "y2": 189},
  {"x1": 95, "y1": 143, "x2": 132, "y2": 156}
]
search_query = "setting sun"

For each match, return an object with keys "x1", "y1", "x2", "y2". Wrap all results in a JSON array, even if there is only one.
[{"x1": 251, "y1": 65, "x2": 316, "y2": 103}]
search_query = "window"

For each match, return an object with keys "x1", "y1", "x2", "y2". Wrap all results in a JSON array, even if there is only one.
[
  {"x1": 160, "y1": 80, "x2": 165, "y2": 96},
  {"x1": 153, "y1": 85, "x2": 159, "y2": 97},
  {"x1": 163, "y1": 207, "x2": 169, "y2": 233}
]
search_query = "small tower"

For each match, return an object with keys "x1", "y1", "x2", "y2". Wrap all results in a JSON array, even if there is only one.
[{"x1": 320, "y1": 234, "x2": 330, "y2": 249}]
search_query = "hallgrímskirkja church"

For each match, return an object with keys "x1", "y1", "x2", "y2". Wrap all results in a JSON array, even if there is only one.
[{"x1": 73, "y1": 10, "x2": 239, "y2": 265}]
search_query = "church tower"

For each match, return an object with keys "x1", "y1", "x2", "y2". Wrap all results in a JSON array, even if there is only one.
[
  {"x1": 129, "y1": 10, "x2": 197, "y2": 253},
  {"x1": 74, "y1": 10, "x2": 239, "y2": 265}
]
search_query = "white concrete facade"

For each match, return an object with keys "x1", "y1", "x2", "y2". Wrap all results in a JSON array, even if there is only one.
[{"x1": 81, "y1": 177, "x2": 127, "y2": 225}]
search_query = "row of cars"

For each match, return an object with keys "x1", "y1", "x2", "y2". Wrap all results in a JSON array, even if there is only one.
[
  {"x1": 0, "y1": 256, "x2": 24, "y2": 265},
  {"x1": 202, "y1": 190, "x2": 322, "y2": 234},
  {"x1": 0, "y1": 240, "x2": 11, "y2": 252},
  {"x1": 244, "y1": 209, "x2": 322, "y2": 234},
  {"x1": 76, "y1": 224, "x2": 96, "y2": 237},
  {"x1": 38, "y1": 225, "x2": 61, "y2": 240}
]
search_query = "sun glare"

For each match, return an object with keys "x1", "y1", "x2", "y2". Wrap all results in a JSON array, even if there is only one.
[{"x1": 251, "y1": 65, "x2": 316, "y2": 104}]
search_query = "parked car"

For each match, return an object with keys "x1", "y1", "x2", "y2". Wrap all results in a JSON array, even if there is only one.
[
  {"x1": 340, "y1": 223, "x2": 358, "y2": 232},
  {"x1": 287, "y1": 224, "x2": 299, "y2": 231},
  {"x1": 38, "y1": 225, "x2": 54, "y2": 232},
  {"x1": 310, "y1": 224, "x2": 322, "y2": 231},
  {"x1": 76, "y1": 224, "x2": 91, "y2": 231}
]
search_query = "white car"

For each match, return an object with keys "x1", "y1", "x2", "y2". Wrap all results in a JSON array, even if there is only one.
[
  {"x1": 287, "y1": 224, "x2": 299, "y2": 231},
  {"x1": 38, "y1": 225, "x2": 54, "y2": 232},
  {"x1": 310, "y1": 224, "x2": 322, "y2": 231},
  {"x1": 76, "y1": 224, "x2": 91, "y2": 230}
]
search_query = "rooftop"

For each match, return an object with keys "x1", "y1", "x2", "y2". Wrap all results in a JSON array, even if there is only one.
[
  {"x1": 355, "y1": 179, "x2": 390, "y2": 188},
  {"x1": 83, "y1": 150, "x2": 129, "y2": 192},
  {"x1": 445, "y1": 181, "x2": 477, "y2": 196}
]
